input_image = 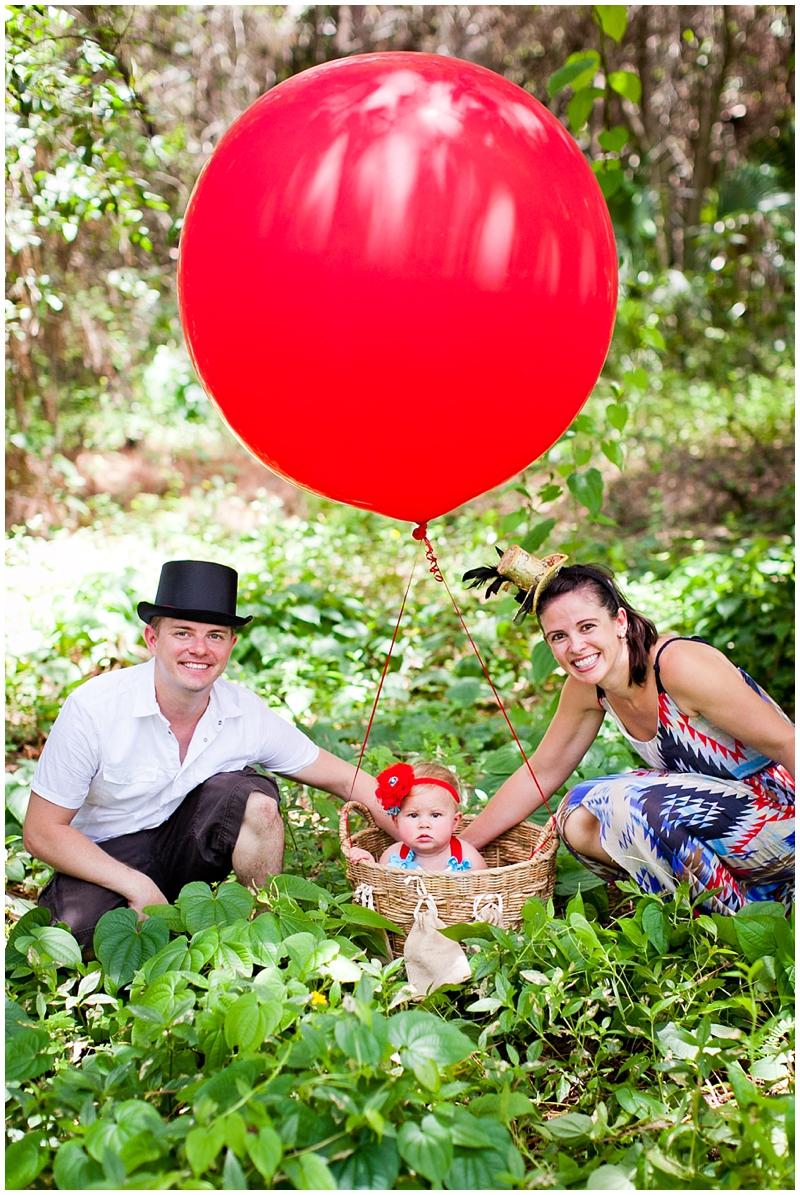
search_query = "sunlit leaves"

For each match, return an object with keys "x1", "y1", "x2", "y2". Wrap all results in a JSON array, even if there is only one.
[
  {"x1": 548, "y1": 51, "x2": 600, "y2": 97},
  {"x1": 93, "y1": 907, "x2": 169, "y2": 989},
  {"x1": 567, "y1": 467, "x2": 604, "y2": 517},
  {"x1": 593, "y1": 6, "x2": 628, "y2": 43},
  {"x1": 176, "y1": 880, "x2": 254, "y2": 932},
  {"x1": 609, "y1": 69, "x2": 642, "y2": 104}
]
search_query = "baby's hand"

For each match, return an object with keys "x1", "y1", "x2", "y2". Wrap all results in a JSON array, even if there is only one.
[{"x1": 347, "y1": 846, "x2": 376, "y2": 863}]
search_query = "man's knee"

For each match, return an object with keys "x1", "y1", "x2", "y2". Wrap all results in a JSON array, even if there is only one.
[{"x1": 240, "y1": 789, "x2": 283, "y2": 837}]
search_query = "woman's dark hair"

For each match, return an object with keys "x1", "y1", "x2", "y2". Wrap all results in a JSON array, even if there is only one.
[{"x1": 536, "y1": 564, "x2": 658, "y2": 687}]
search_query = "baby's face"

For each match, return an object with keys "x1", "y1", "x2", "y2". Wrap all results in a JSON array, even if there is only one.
[{"x1": 395, "y1": 786, "x2": 458, "y2": 854}]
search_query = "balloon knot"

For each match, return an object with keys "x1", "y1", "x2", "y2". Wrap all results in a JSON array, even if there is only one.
[{"x1": 412, "y1": 523, "x2": 428, "y2": 541}]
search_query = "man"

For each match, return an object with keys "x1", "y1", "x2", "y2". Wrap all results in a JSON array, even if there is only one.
[{"x1": 24, "y1": 559, "x2": 392, "y2": 949}]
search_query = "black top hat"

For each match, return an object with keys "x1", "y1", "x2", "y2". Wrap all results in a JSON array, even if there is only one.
[{"x1": 137, "y1": 560, "x2": 252, "y2": 628}]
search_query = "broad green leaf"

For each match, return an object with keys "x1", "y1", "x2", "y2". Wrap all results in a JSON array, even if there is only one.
[
  {"x1": 501, "y1": 508, "x2": 527, "y2": 534},
  {"x1": 481, "y1": 741, "x2": 531, "y2": 775},
  {"x1": 469, "y1": 1090, "x2": 537, "y2": 1122},
  {"x1": 334, "y1": 1013, "x2": 388, "y2": 1069},
  {"x1": 439, "y1": 921, "x2": 497, "y2": 943},
  {"x1": 117, "y1": 1129, "x2": 165, "y2": 1174},
  {"x1": 548, "y1": 52, "x2": 600, "y2": 97},
  {"x1": 656, "y1": 1021, "x2": 700, "y2": 1061},
  {"x1": 594, "y1": 5, "x2": 627, "y2": 41},
  {"x1": 597, "y1": 125, "x2": 629, "y2": 152},
  {"x1": 531, "y1": 639, "x2": 555, "y2": 684},
  {"x1": 609, "y1": 70, "x2": 642, "y2": 103},
  {"x1": 732, "y1": 909, "x2": 790, "y2": 963},
  {"x1": 246, "y1": 1125, "x2": 283, "y2": 1181},
  {"x1": 5, "y1": 1133, "x2": 47, "y2": 1188},
  {"x1": 448, "y1": 676, "x2": 483, "y2": 708},
  {"x1": 336, "y1": 904, "x2": 403, "y2": 932},
  {"x1": 388, "y1": 1010, "x2": 474, "y2": 1069},
  {"x1": 568, "y1": 87, "x2": 603, "y2": 131},
  {"x1": 597, "y1": 165, "x2": 625, "y2": 198},
  {"x1": 586, "y1": 1163, "x2": 636, "y2": 1188},
  {"x1": 398, "y1": 1115, "x2": 453, "y2": 1184},
  {"x1": 282, "y1": 1152, "x2": 337, "y2": 1190},
  {"x1": 567, "y1": 468, "x2": 604, "y2": 516},
  {"x1": 248, "y1": 913, "x2": 282, "y2": 962},
  {"x1": 606, "y1": 400, "x2": 630, "y2": 429},
  {"x1": 642, "y1": 903, "x2": 670, "y2": 954},
  {"x1": 545, "y1": 1111, "x2": 594, "y2": 1142},
  {"x1": 640, "y1": 325, "x2": 666, "y2": 350},
  {"x1": 602, "y1": 439, "x2": 624, "y2": 469},
  {"x1": 141, "y1": 902, "x2": 184, "y2": 932},
  {"x1": 451, "y1": 1110, "x2": 512, "y2": 1150},
  {"x1": 726, "y1": 1060, "x2": 762, "y2": 1109},
  {"x1": 615, "y1": 1086, "x2": 668, "y2": 1118},
  {"x1": 52, "y1": 1141, "x2": 104, "y2": 1190},
  {"x1": 191, "y1": 1058, "x2": 264, "y2": 1115},
  {"x1": 521, "y1": 517, "x2": 556, "y2": 554},
  {"x1": 323, "y1": 953, "x2": 363, "y2": 983},
  {"x1": 7, "y1": 904, "x2": 51, "y2": 949},
  {"x1": 6, "y1": 1027, "x2": 52, "y2": 1081},
  {"x1": 225, "y1": 991, "x2": 271, "y2": 1052},
  {"x1": 222, "y1": 1148, "x2": 248, "y2": 1189},
  {"x1": 94, "y1": 907, "x2": 170, "y2": 989},
  {"x1": 26, "y1": 924, "x2": 82, "y2": 968},
  {"x1": 271, "y1": 874, "x2": 331, "y2": 904},
  {"x1": 330, "y1": 1133, "x2": 400, "y2": 1190},
  {"x1": 176, "y1": 880, "x2": 254, "y2": 932},
  {"x1": 445, "y1": 1145, "x2": 514, "y2": 1190},
  {"x1": 537, "y1": 482, "x2": 562, "y2": 503}
]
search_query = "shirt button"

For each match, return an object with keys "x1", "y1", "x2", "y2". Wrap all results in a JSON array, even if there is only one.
[{"x1": 203, "y1": 738, "x2": 207, "y2": 743}]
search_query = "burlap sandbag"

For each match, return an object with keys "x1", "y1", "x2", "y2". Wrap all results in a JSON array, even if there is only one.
[{"x1": 403, "y1": 895, "x2": 472, "y2": 995}]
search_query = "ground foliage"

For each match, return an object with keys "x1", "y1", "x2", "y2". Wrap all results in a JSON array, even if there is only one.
[{"x1": 5, "y1": 495, "x2": 796, "y2": 1190}]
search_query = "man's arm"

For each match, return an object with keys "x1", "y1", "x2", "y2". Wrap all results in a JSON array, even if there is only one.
[
  {"x1": 23, "y1": 792, "x2": 168, "y2": 917},
  {"x1": 280, "y1": 748, "x2": 399, "y2": 838}
]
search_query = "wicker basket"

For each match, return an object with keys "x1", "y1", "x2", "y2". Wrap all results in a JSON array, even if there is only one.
[{"x1": 339, "y1": 802, "x2": 558, "y2": 957}]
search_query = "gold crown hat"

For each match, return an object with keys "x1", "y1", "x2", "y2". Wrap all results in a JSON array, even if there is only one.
[{"x1": 462, "y1": 545, "x2": 568, "y2": 623}]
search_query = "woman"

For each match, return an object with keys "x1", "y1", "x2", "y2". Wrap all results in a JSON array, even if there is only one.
[{"x1": 461, "y1": 557, "x2": 794, "y2": 915}]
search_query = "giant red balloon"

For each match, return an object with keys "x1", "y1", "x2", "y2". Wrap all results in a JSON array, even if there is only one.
[{"x1": 179, "y1": 52, "x2": 617, "y2": 524}]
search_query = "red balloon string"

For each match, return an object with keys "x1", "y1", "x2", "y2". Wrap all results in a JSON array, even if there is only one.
[
  {"x1": 346, "y1": 540, "x2": 422, "y2": 829},
  {"x1": 413, "y1": 524, "x2": 556, "y2": 856}
]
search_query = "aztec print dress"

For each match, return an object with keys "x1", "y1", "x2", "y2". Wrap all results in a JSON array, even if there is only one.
[{"x1": 556, "y1": 637, "x2": 795, "y2": 915}]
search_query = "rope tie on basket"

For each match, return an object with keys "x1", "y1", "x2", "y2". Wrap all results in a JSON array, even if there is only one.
[
  {"x1": 473, "y1": 893, "x2": 504, "y2": 926},
  {"x1": 404, "y1": 873, "x2": 440, "y2": 922},
  {"x1": 412, "y1": 524, "x2": 556, "y2": 858},
  {"x1": 352, "y1": 883, "x2": 375, "y2": 910}
]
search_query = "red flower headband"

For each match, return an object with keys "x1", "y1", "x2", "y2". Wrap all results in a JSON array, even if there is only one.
[{"x1": 375, "y1": 762, "x2": 460, "y2": 816}]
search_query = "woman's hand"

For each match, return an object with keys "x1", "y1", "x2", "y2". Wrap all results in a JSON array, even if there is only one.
[{"x1": 461, "y1": 678, "x2": 604, "y2": 849}]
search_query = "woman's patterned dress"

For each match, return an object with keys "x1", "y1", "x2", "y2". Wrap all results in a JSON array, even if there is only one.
[{"x1": 556, "y1": 638, "x2": 795, "y2": 914}]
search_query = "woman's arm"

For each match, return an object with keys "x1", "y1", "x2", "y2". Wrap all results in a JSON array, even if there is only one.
[
  {"x1": 461, "y1": 679, "x2": 605, "y2": 849},
  {"x1": 658, "y1": 640, "x2": 795, "y2": 777},
  {"x1": 459, "y1": 839, "x2": 488, "y2": 870}
]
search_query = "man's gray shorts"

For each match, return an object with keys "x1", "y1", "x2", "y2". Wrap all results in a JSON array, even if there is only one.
[{"x1": 37, "y1": 767, "x2": 279, "y2": 949}]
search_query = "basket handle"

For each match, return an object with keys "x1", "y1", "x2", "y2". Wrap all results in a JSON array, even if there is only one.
[
  {"x1": 338, "y1": 800, "x2": 377, "y2": 852},
  {"x1": 530, "y1": 815, "x2": 558, "y2": 858}
]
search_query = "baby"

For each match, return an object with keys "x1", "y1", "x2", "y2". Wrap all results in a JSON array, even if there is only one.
[{"x1": 350, "y1": 761, "x2": 487, "y2": 872}]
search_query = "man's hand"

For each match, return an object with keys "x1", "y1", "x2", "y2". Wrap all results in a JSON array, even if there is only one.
[
  {"x1": 123, "y1": 874, "x2": 169, "y2": 920},
  {"x1": 346, "y1": 846, "x2": 376, "y2": 863},
  {"x1": 25, "y1": 791, "x2": 169, "y2": 919}
]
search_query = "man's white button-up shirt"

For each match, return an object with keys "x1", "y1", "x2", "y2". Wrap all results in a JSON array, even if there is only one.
[{"x1": 31, "y1": 658, "x2": 319, "y2": 842}]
